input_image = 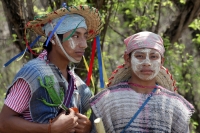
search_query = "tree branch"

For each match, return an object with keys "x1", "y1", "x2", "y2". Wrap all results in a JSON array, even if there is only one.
[
  {"x1": 164, "y1": 0, "x2": 200, "y2": 44},
  {"x1": 108, "y1": 24, "x2": 126, "y2": 38}
]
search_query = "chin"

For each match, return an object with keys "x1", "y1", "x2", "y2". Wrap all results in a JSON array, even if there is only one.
[
  {"x1": 138, "y1": 75, "x2": 156, "y2": 81},
  {"x1": 74, "y1": 58, "x2": 82, "y2": 62}
]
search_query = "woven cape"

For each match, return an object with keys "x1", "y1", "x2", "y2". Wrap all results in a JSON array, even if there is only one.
[
  {"x1": 26, "y1": 5, "x2": 102, "y2": 40},
  {"x1": 107, "y1": 63, "x2": 177, "y2": 92}
]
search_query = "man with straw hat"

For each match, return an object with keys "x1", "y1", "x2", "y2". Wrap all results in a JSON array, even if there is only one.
[
  {"x1": 90, "y1": 31, "x2": 194, "y2": 133},
  {"x1": 0, "y1": 3, "x2": 102, "y2": 133}
]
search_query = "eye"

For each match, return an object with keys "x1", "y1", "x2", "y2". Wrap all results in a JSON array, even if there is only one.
[
  {"x1": 135, "y1": 54, "x2": 144, "y2": 59},
  {"x1": 72, "y1": 35, "x2": 78, "y2": 38},
  {"x1": 150, "y1": 55, "x2": 160, "y2": 60}
]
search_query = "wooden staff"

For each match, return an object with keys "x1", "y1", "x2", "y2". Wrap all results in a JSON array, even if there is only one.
[{"x1": 94, "y1": 118, "x2": 106, "y2": 133}]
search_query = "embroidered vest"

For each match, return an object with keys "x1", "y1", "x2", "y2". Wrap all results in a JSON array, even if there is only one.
[
  {"x1": 90, "y1": 82, "x2": 194, "y2": 133},
  {"x1": 6, "y1": 58, "x2": 92, "y2": 123}
]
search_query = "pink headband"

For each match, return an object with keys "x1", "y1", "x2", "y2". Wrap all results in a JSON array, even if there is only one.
[{"x1": 124, "y1": 31, "x2": 165, "y2": 56}]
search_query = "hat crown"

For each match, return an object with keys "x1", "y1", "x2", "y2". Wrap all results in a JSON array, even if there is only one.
[
  {"x1": 26, "y1": 5, "x2": 102, "y2": 40},
  {"x1": 43, "y1": 14, "x2": 87, "y2": 36}
]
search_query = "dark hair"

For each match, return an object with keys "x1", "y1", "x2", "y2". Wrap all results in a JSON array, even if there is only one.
[
  {"x1": 43, "y1": 34, "x2": 63, "y2": 53},
  {"x1": 129, "y1": 53, "x2": 132, "y2": 57}
]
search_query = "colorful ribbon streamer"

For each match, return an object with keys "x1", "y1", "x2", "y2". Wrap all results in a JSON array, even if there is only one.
[
  {"x1": 96, "y1": 36, "x2": 104, "y2": 88},
  {"x1": 101, "y1": 55, "x2": 108, "y2": 85},
  {"x1": 45, "y1": 14, "x2": 68, "y2": 47},
  {"x1": 4, "y1": 36, "x2": 41, "y2": 67},
  {"x1": 83, "y1": 56, "x2": 95, "y2": 90},
  {"x1": 86, "y1": 37, "x2": 96, "y2": 86}
]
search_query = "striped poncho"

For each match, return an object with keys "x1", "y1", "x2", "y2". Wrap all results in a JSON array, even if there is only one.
[{"x1": 90, "y1": 82, "x2": 194, "y2": 133}]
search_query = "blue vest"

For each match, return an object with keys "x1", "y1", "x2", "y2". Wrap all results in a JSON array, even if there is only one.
[{"x1": 6, "y1": 58, "x2": 92, "y2": 123}]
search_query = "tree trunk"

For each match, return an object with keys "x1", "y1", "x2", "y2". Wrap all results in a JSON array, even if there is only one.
[
  {"x1": 1, "y1": 0, "x2": 25, "y2": 51},
  {"x1": 164, "y1": 0, "x2": 200, "y2": 44}
]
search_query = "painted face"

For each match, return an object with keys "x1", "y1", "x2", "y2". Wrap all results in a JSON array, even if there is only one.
[
  {"x1": 68, "y1": 37, "x2": 76, "y2": 49},
  {"x1": 60, "y1": 27, "x2": 88, "y2": 63},
  {"x1": 130, "y1": 48, "x2": 162, "y2": 80},
  {"x1": 66, "y1": 33, "x2": 87, "y2": 50}
]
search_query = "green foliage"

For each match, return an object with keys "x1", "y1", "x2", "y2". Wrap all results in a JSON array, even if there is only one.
[
  {"x1": 34, "y1": 6, "x2": 52, "y2": 15},
  {"x1": 12, "y1": 34, "x2": 17, "y2": 42},
  {"x1": 179, "y1": 0, "x2": 186, "y2": 4},
  {"x1": 192, "y1": 34, "x2": 200, "y2": 44},
  {"x1": 191, "y1": 119, "x2": 199, "y2": 132},
  {"x1": 165, "y1": 42, "x2": 193, "y2": 93},
  {"x1": 189, "y1": 19, "x2": 200, "y2": 30},
  {"x1": 162, "y1": 1, "x2": 173, "y2": 7},
  {"x1": 1, "y1": 0, "x2": 200, "y2": 132}
]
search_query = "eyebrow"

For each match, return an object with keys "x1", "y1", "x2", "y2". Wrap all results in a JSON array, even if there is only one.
[
  {"x1": 135, "y1": 52, "x2": 146, "y2": 54},
  {"x1": 134, "y1": 51, "x2": 159, "y2": 55},
  {"x1": 150, "y1": 52, "x2": 158, "y2": 54},
  {"x1": 74, "y1": 31, "x2": 88, "y2": 35}
]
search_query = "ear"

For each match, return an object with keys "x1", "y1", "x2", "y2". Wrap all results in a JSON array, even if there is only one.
[
  {"x1": 161, "y1": 57, "x2": 165, "y2": 66},
  {"x1": 124, "y1": 53, "x2": 131, "y2": 66}
]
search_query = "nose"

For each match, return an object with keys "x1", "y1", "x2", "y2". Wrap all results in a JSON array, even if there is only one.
[
  {"x1": 142, "y1": 58, "x2": 151, "y2": 66},
  {"x1": 79, "y1": 37, "x2": 88, "y2": 49}
]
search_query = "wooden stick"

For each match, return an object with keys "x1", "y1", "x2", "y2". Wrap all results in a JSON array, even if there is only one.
[{"x1": 94, "y1": 118, "x2": 106, "y2": 133}]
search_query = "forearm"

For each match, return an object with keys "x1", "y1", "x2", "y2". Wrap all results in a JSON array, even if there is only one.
[
  {"x1": 0, "y1": 105, "x2": 49, "y2": 133},
  {"x1": 0, "y1": 116, "x2": 49, "y2": 133}
]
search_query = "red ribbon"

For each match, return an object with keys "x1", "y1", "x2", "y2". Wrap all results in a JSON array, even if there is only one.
[
  {"x1": 86, "y1": 38, "x2": 96, "y2": 86},
  {"x1": 24, "y1": 34, "x2": 38, "y2": 55}
]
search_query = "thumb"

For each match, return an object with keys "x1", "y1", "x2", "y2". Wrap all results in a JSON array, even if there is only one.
[{"x1": 68, "y1": 108, "x2": 75, "y2": 116}]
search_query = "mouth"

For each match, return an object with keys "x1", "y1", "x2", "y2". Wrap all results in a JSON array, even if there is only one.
[
  {"x1": 75, "y1": 51, "x2": 85, "y2": 57},
  {"x1": 140, "y1": 70, "x2": 154, "y2": 74}
]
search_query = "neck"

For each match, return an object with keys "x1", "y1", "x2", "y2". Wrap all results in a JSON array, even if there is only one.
[
  {"x1": 128, "y1": 77, "x2": 157, "y2": 94},
  {"x1": 48, "y1": 51, "x2": 69, "y2": 80},
  {"x1": 48, "y1": 50, "x2": 69, "y2": 70}
]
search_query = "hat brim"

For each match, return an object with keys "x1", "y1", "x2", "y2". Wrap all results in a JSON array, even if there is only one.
[
  {"x1": 26, "y1": 5, "x2": 102, "y2": 40},
  {"x1": 107, "y1": 64, "x2": 177, "y2": 92}
]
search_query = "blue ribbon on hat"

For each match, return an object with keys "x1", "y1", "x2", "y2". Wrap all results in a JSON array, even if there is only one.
[
  {"x1": 45, "y1": 14, "x2": 68, "y2": 47},
  {"x1": 3, "y1": 15, "x2": 67, "y2": 68},
  {"x1": 3, "y1": 36, "x2": 41, "y2": 67},
  {"x1": 96, "y1": 35, "x2": 104, "y2": 88}
]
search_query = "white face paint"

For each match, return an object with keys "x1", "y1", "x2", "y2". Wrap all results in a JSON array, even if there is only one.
[
  {"x1": 130, "y1": 48, "x2": 162, "y2": 80},
  {"x1": 54, "y1": 35, "x2": 79, "y2": 63},
  {"x1": 68, "y1": 37, "x2": 77, "y2": 49}
]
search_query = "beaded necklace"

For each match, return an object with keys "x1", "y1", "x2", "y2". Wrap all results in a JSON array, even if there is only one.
[{"x1": 128, "y1": 82, "x2": 156, "y2": 89}]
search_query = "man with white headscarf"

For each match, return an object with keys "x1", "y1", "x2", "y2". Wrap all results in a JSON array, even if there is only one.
[{"x1": 0, "y1": 5, "x2": 102, "y2": 133}]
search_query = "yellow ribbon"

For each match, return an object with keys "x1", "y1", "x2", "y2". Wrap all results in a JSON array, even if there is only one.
[
  {"x1": 16, "y1": 47, "x2": 43, "y2": 61},
  {"x1": 16, "y1": 48, "x2": 27, "y2": 61},
  {"x1": 101, "y1": 54, "x2": 108, "y2": 85}
]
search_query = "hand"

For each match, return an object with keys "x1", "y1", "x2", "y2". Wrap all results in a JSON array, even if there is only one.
[
  {"x1": 74, "y1": 113, "x2": 91, "y2": 133},
  {"x1": 51, "y1": 108, "x2": 78, "y2": 133}
]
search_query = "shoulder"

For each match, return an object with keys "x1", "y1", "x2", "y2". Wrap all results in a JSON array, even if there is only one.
[
  {"x1": 16, "y1": 58, "x2": 49, "y2": 75},
  {"x1": 158, "y1": 86, "x2": 194, "y2": 112},
  {"x1": 12, "y1": 59, "x2": 50, "y2": 88},
  {"x1": 90, "y1": 82, "x2": 129, "y2": 104},
  {"x1": 72, "y1": 73, "x2": 92, "y2": 95},
  {"x1": 159, "y1": 87, "x2": 195, "y2": 129},
  {"x1": 17, "y1": 58, "x2": 43, "y2": 72}
]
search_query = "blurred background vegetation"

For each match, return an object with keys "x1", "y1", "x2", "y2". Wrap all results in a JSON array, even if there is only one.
[{"x1": 0, "y1": 0, "x2": 200, "y2": 132}]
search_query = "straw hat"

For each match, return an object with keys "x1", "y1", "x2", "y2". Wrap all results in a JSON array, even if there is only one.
[
  {"x1": 26, "y1": 5, "x2": 102, "y2": 40},
  {"x1": 107, "y1": 63, "x2": 177, "y2": 92}
]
